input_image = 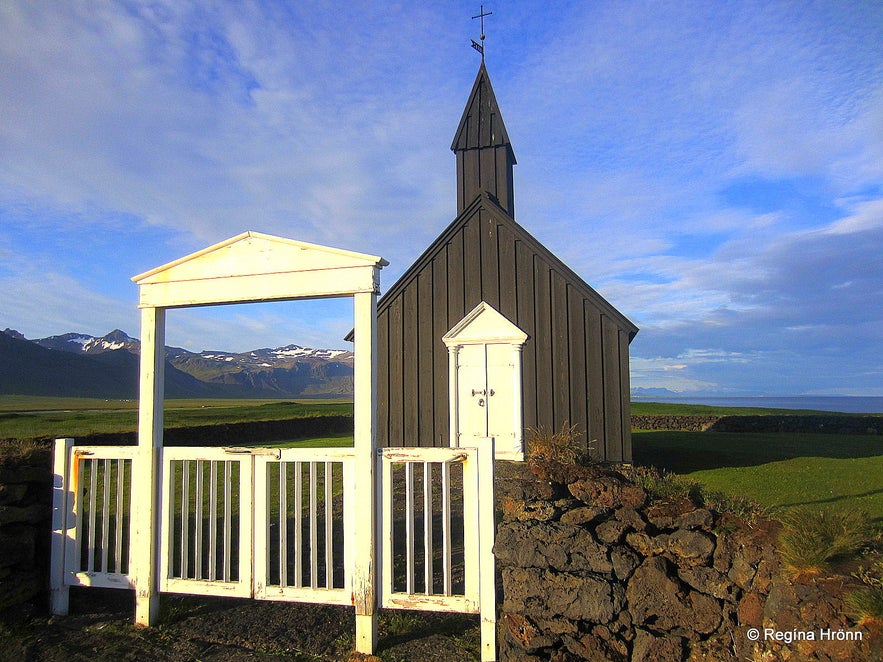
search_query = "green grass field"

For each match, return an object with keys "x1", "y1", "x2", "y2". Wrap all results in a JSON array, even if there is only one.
[
  {"x1": 4, "y1": 395, "x2": 881, "y2": 523},
  {"x1": 632, "y1": 430, "x2": 883, "y2": 522},
  {"x1": 0, "y1": 396, "x2": 353, "y2": 441}
]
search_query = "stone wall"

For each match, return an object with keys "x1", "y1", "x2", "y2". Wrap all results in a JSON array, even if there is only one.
[
  {"x1": 0, "y1": 446, "x2": 52, "y2": 616},
  {"x1": 494, "y1": 461, "x2": 880, "y2": 661},
  {"x1": 631, "y1": 414, "x2": 882, "y2": 434}
]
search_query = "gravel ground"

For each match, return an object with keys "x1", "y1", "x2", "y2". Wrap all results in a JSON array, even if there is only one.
[{"x1": 0, "y1": 588, "x2": 482, "y2": 662}]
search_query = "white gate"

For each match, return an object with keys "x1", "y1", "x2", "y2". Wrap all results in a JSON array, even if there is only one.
[
  {"x1": 51, "y1": 438, "x2": 497, "y2": 660},
  {"x1": 50, "y1": 232, "x2": 499, "y2": 657}
]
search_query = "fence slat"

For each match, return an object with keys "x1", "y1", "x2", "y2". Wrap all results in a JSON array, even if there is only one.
[
  {"x1": 194, "y1": 461, "x2": 203, "y2": 580},
  {"x1": 405, "y1": 462, "x2": 415, "y2": 595},
  {"x1": 441, "y1": 461, "x2": 452, "y2": 597},
  {"x1": 209, "y1": 461, "x2": 218, "y2": 580},
  {"x1": 87, "y1": 459, "x2": 98, "y2": 573},
  {"x1": 223, "y1": 461, "x2": 232, "y2": 582},
  {"x1": 309, "y1": 462, "x2": 318, "y2": 589},
  {"x1": 115, "y1": 459, "x2": 125, "y2": 574},
  {"x1": 100, "y1": 459, "x2": 110, "y2": 574},
  {"x1": 325, "y1": 462, "x2": 333, "y2": 589},
  {"x1": 423, "y1": 462, "x2": 432, "y2": 595},
  {"x1": 294, "y1": 461, "x2": 302, "y2": 588},
  {"x1": 279, "y1": 462, "x2": 288, "y2": 587},
  {"x1": 181, "y1": 461, "x2": 189, "y2": 578}
]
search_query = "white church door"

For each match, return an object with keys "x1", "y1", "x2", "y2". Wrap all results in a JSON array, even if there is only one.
[{"x1": 443, "y1": 302, "x2": 528, "y2": 461}]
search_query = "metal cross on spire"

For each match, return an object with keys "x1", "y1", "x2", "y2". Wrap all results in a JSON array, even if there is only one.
[{"x1": 471, "y1": 5, "x2": 492, "y2": 59}]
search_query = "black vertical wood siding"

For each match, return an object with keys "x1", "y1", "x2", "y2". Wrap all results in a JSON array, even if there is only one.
[{"x1": 373, "y1": 194, "x2": 637, "y2": 462}]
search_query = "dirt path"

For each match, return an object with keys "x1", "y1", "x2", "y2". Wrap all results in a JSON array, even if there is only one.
[{"x1": 1, "y1": 588, "x2": 481, "y2": 661}]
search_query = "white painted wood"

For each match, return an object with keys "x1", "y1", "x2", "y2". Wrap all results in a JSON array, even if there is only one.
[
  {"x1": 132, "y1": 231, "x2": 386, "y2": 308},
  {"x1": 423, "y1": 462, "x2": 432, "y2": 594},
  {"x1": 208, "y1": 460, "x2": 218, "y2": 580},
  {"x1": 87, "y1": 459, "x2": 98, "y2": 572},
  {"x1": 127, "y1": 233, "x2": 384, "y2": 651},
  {"x1": 279, "y1": 462, "x2": 288, "y2": 587},
  {"x1": 447, "y1": 346, "x2": 460, "y2": 447},
  {"x1": 133, "y1": 231, "x2": 386, "y2": 284},
  {"x1": 50, "y1": 438, "x2": 74, "y2": 615},
  {"x1": 457, "y1": 344, "x2": 489, "y2": 443},
  {"x1": 441, "y1": 460, "x2": 452, "y2": 597},
  {"x1": 462, "y1": 448, "x2": 480, "y2": 610},
  {"x1": 252, "y1": 455, "x2": 269, "y2": 598},
  {"x1": 101, "y1": 459, "x2": 110, "y2": 574},
  {"x1": 379, "y1": 447, "x2": 481, "y2": 613},
  {"x1": 486, "y1": 344, "x2": 520, "y2": 458},
  {"x1": 352, "y1": 290, "x2": 378, "y2": 653},
  {"x1": 180, "y1": 461, "x2": 190, "y2": 578},
  {"x1": 294, "y1": 461, "x2": 303, "y2": 587},
  {"x1": 404, "y1": 462, "x2": 415, "y2": 594},
  {"x1": 478, "y1": 438, "x2": 497, "y2": 661},
  {"x1": 223, "y1": 461, "x2": 232, "y2": 582},
  {"x1": 442, "y1": 301, "x2": 528, "y2": 346},
  {"x1": 133, "y1": 307, "x2": 164, "y2": 625},
  {"x1": 160, "y1": 449, "x2": 252, "y2": 598},
  {"x1": 380, "y1": 453, "x2": 394, "y2": 607},
  {"x1": 194, "y1": 460, "x2": 204, "y2": 580},
  {"x1": 309, "y1": 461, "x2": 318, "y2": 589},
  {"x1": 67, "y1": 572, "x2": 133, "y2": 589},
  {"x1": 380, "y1": 448, "x2": 470, "y2": 462},
  {"x1": 325, "y1": 461, "x2": 333, "y2": 589},
  {"x1": 444, "y1": 301, "x2": 527, "y2": 461},
  {"x1": 115, "y1": 459, "x2": 126, "y2": 574}
]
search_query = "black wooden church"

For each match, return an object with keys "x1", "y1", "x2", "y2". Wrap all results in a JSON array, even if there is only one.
[{"x1": 364, "y1": 62, "x2": 637, "y2": 463}]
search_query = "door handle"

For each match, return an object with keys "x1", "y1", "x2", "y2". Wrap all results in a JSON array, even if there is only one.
[{"x1": 472, "y1": 388, "x2": 486, "y2": 396}]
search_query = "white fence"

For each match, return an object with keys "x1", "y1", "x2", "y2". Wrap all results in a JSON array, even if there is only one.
[{"x1": 50, "y1": 438, "x2": 497, "y2": 660}]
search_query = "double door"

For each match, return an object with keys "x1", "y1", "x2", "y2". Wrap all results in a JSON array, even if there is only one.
[{"x1": 455, "y1": 343, "x2": 520, "y2": 458}]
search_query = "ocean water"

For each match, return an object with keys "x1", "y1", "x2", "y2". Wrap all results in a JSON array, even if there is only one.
[{"x1": 629, "y1": 396, "x2": 883, "y2": 414}]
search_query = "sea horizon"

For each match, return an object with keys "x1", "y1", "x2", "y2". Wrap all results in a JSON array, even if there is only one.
[{"x1": 630, "y1": 395, "x2": 883, "y2": 414}]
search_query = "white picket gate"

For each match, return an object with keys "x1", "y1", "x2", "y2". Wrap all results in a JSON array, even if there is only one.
[{"x1": 50, "y1": 437, "x2": 497, "y2": 660}]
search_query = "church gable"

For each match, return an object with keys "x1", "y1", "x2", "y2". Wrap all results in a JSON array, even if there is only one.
[{"x1": 376, "y1": 193, "x2": 635, "y2": 460}]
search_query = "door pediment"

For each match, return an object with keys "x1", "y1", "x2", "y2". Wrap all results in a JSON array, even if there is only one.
[{"x1": 442, "y1": 301, "x2": 528, "y2": 347}]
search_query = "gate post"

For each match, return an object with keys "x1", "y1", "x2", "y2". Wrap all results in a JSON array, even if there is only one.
[
  {"x1": 50, "y1": 437, "x2": 75, "y2": 615},
  {"x1": 478, "y1": 437, "x2": 497, "y2": 661},
  {"x1": 353, "y1": 291, "x2": 378, "y2": 652},
  {"x1": 132, "y1": 306, "x2": 165, "y2": 626}
]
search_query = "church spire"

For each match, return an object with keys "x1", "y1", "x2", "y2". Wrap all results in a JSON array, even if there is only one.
[{"x1": 451, "y1": 61, "x2": 517, "y2": 217}]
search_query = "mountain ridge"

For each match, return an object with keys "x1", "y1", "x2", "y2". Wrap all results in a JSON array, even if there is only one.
[{"x1": 1, "y1": 328, "x2": 354, "y2": 399}]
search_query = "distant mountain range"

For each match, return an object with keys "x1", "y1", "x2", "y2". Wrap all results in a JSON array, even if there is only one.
[{"x1": 0, "y1": 328, "x2": 354, "y2": 399}]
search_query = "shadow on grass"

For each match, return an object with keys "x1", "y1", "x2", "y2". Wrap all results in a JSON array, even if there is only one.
[
  {"x1": 633, "y1": 431, "x2": 883, "y2": 473},
  {"x1": 776, "y1": 488, "x2": 883, "y2": 517}
]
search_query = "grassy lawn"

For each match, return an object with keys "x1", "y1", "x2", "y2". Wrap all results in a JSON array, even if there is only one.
[
  {"x1": 0, "y1": 397, "x2": 353, "y2": 441},
  {"x1": 252, "y1": 432, "x2": 354, "y2": 448},
  {"x1": 633, "y1": 430, "x2": 883, "y2": 522}
]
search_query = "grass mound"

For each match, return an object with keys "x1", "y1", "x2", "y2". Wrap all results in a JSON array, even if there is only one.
[{"x1": 778, "y1": 509, "x2": 874, "y2": 576}]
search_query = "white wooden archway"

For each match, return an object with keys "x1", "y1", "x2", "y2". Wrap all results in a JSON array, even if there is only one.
[{"x1": 130, "y1": 231, "x2": 386, "y2": 650}]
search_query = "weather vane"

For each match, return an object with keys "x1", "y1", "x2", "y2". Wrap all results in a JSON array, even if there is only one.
[{"x1": 471, "y1": 5, "x2": 492, "y2": 59}]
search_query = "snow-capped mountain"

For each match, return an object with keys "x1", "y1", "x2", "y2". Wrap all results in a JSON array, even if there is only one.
[
  {"x1": 4, "y1": 328, "x2": 354, "y2": 398},
  {"x1": 35, "y1": 329, "x2": 140, "y2": 355}
]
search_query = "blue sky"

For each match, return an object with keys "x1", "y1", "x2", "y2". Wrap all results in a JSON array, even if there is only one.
[{"x1": 1, "y1": 1, "x2": 881, "y2": 396}]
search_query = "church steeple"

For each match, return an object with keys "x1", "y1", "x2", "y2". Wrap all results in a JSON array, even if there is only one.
[{"x1": 451, "y1": 62, "x2": 516, "y2": 217}]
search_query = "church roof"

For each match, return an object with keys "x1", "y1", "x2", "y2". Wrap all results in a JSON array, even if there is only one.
[
  {"x1": 450, "y1": 61, "x2": 516, "y2": 162},
  {"x1": 374, "y1": 193, "x2": 638, "y2": 338}
]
